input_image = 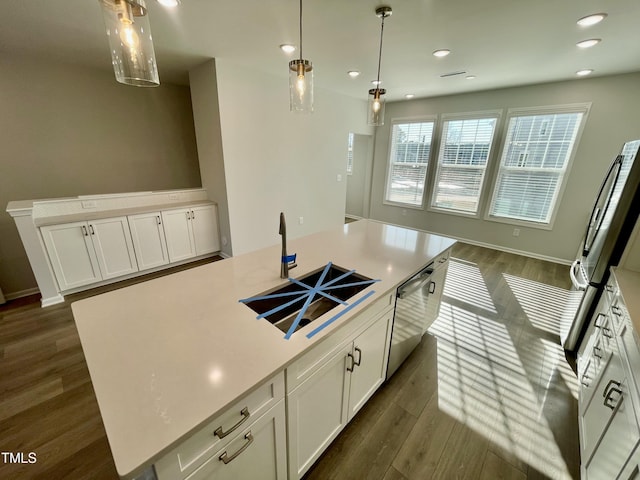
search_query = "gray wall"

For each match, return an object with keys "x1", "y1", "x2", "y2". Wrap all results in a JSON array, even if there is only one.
[
  {"x1": 0, "y1": 55, "x2": 201, "y2": 296},
  {"x1": 370, "y1": 73, "x2": 640, "y2": 262}
]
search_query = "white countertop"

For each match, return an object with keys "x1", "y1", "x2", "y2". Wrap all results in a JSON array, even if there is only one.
[
  {"x1": 613, "y1": 268, "x2": 640, "y2": 332},
  {"x1": 71, "y1": 220, "x2": 456, "y2": 477}
]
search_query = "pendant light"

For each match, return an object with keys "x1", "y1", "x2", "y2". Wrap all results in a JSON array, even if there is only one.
[
  {"x1": 368, "y1": 6, "x2": 392, "y2": 126},
  {"x1": 98, "y1": 0, "x2": 160, "y2": 87},
  {"x1": 289, "y1": 0, "x2": 313, "y2": 113}
]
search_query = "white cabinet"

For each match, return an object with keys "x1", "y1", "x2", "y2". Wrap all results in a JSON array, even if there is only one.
[
  {"x1": 579, "y1": 271, "x2": 640, "y2": 479},
  {"x1": 162, "y1": 205, "x2": 220, "y2": 263},
  {"x1": 287, "y1": 307, "x2": 393, "y2": 479},
  {"x1": 127, "y1": 212, "x2": 170, "y2": 271},
  {"x1": 181, "y1": 400, "x2": 287, "y2": 480},
  {"x1": 41, "y1": 216, "x2": 138, "y2": 290},
  {"x1": 155, "y1": 373, "x2": 286, "y2": 480}
]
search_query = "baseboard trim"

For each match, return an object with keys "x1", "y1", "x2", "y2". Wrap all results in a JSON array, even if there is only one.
[{"x1": 41, "y1": 294, "x2": 65, "y2": 307}]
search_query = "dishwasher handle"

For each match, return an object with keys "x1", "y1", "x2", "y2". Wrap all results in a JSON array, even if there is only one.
[{"x1": 397, "y1": 269, "x2": 433, "y2": 299}]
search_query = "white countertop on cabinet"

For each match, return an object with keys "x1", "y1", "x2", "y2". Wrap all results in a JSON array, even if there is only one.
[
  {"x1": 71, "y1": 220, "x2": 456, "y2": 478},
  {"x1": 613, "y1": 267, "x2": 640, "y2": 330}
]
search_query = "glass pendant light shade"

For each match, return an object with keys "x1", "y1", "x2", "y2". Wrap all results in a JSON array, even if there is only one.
[
  {"x1": 367, "y1": 88, "x2": 386, "y2": 126},
  {"x1": 289, "y1": 59, "x2": 313, "y2": 113},
  {"x1": 99, "y1": 0, "x2": 160, "y2": 87}
]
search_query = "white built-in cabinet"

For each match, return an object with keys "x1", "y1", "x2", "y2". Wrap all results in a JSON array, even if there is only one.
[
  {"x1": 578, "y1": 270, "x2": 640, "y2": 479},
  {"x1": 286, "y1": 293, "x2": 394, "y2": 479},
  {"x1": 127, "y1": 212, "x2": 170, "y2": 271},
  {"x1": 423, "y1": 249, "x2": 449, "y2": 334},
  {"x1": 41, "y1": 216, "x2": 138, "y2": 291},
  {"x1": 40, "y1": 203, "x2": 220, "y2": 293},
  {"x1": 162, "y1": 205, "x2": 220, "y2": 263},
  {"x1": 154, "y1": 373, "x2": 287, "y2": 480}
]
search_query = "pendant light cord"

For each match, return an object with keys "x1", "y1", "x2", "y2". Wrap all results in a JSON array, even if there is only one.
[
  {"x1": 375, "y1": 13, "x2": 386, "y2": 85},
  {"x1": 299, "y1": 0, "x2": 303, "y2": 60}
]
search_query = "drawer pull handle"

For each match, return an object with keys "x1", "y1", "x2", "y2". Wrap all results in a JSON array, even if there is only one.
[
  {"x1": 157, "y1": 215, "x2": 161, "y2": 225},
  {"x1": 603, "y1": 326, "x2": 613, "y2": 338},
  {"x1": 428, "y1": 281, "x2": 436, "y2": 294},
  {"x1": 354, "y1": 347, "x2": 362, "y2": 367},
  {"x1": 593, "y1": 346, "x2": 602, "y2": 359},
  {"x1": 214, "y1": 407, "x2": 250, "y2": 439},
  {"x1": 81, "y1": 226, "x2": 88, "y2": 236},
  {"x1": 604, "y1": 385, "x2": 623, "y2": 410},
  {"x1": 594, "y1": 313, "x2": 607, "y2": 328},
  {"x1": 89, "y1": 224, "x2": 95, "y2": 235},
  {"x1": 219, "y1": 432, "x2": 253, "y2": 464},
  {"x1": 191, "y1": 210, "x2": 195, "y2": 219},
  {"x1": 612, "y1": 306, "x2": 623, "y2": 317},
  {"x1": 438, "y1": 257, "x2": 447, "y2": 263},
  {"x1": 605, "y1": 284, "x2": 614, "y2": 292}
]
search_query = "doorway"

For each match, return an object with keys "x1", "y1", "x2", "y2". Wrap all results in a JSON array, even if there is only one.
[{"x1": 345, "y1": 133, "x2": 374, "y2": 220}]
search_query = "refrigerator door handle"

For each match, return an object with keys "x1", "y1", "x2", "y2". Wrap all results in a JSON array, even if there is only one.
[
  {"x1": 583, "y1": 155, "x2": 623, "y2": 257},
  {"x1": 570, "y1": 259, "x2": 588, "y2": 291}
]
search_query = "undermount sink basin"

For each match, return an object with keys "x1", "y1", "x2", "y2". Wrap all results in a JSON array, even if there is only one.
[{"x1": 241, "y1": 264, "x2": 374, "y2": 335}]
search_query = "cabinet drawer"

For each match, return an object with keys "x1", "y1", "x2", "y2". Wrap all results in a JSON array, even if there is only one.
[
  {"x1": 155, "y1": 372, "x2": 284, "y2": 480},
  {"x1": 184, "y1": 400, "x2": 287, "y2": 480},
  {"x1": 286, "y1": 291, "x2": 394, "y2": 393},
  {"x1": 433, "y1": 248, "x2": 451, "y2": 268}
]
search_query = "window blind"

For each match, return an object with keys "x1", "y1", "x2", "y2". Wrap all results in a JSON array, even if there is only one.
[
  {"x1": 432, "y1": 117, "x2": 497, "y2": 213},
  {"x1": 490, "y1": 112, "x2": 583, "y2": 223},
  {"x1": 385, "y1": 121, "x2": 434, "y2": 206}
]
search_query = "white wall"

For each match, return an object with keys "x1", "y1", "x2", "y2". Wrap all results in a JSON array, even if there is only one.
[
  {"x1": 369, "y1": 73, "x2": 640, "y2": 263},
  {"x1": 0, "y1": 55, "x2": 201, "y2": 297},
  {"x1": 214, "y1": 59, "x2": 373, "y2": 256},
  {"x1": 346, "y1": 134, "x2": 372, "y2": 218}
]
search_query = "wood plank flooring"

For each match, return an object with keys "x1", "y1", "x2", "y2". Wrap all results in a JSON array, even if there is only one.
[{"x1": 0, "y1": 244, "x2": 580, "y2": 479}]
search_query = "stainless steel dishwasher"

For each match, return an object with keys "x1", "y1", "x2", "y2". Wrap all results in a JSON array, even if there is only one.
[{"x1": 386, "y1": 263, "x2": 435, "y2": 378}]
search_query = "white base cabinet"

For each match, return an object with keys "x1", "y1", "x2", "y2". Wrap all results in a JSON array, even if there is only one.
[
  {"x1": 128, "y1": 212, "x2": 170, "y2": 271},
  {"x1": 162, "y1": 205, "x2": 220, "y2": 263},
  {"x1": 286, "y1": 304, "x2": 394, "y2": 479},
  {"x1": 41, "y1": 216, "x2": 138, "y2": 291},
  {"x1": 40, "y1": 203, "x2": 220, "y2": 295},
  {"x1": 579, "y1": 270, "x2": 640, "y2": 479}
]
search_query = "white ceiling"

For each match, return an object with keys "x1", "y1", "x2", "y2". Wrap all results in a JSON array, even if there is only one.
[{"x1": 2, "y1": 0, "x2": 639, "y2": 101}]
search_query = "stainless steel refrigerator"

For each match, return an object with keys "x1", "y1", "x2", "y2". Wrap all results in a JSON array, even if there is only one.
[{"x1": 563, "y1": 140, "x2": 640, "y2": 351}]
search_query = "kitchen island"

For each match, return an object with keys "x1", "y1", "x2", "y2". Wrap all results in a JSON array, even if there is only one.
[{"x1": 71, "y1": 219, "x2": 456, "y2": 479}]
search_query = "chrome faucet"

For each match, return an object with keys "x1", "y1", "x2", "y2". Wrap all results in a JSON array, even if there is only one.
[{"x1": 279, "y1": 212, "x2": 297, "y2": 278}]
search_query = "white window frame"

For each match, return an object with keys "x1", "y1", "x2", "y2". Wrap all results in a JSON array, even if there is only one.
[
  {"x1": 428, "y1": 110, "x2": 501, "y2": 218},
  {"x1": 485, "y1": 103, "x2": 591, "y2": 229},
  {"x1": 383, "y1": 116, "x2": 437, "y2": 209}
]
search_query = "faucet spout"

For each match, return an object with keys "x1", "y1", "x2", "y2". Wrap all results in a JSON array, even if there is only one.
[{"x1": 279, "y1": 212, "x2": 297, "y2": 278}]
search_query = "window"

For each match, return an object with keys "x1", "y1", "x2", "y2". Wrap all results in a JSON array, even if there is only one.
[
  {"x1": 346, "y1": 132, "x2": 354, "y2": 175},
  {"x1": 385, "y1": 120, "x2": 435, "y2": 206},
  {"x1": 431, "y1": 116, "x2": 498, "y2": 214},
  {"x1": 489, "y1": 109, "x2": 586, "y2": 224}
]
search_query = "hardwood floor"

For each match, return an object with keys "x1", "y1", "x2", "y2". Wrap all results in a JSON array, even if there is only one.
[
  {"x1": 0, "y1": 257, "x2": 220, "y2": 480},
  {"x1": 0, "y1": 244, "x2": 580, "y2": 479},
  {"x1": 304, "y1": 243, "x2": 580, "y2": 480}
]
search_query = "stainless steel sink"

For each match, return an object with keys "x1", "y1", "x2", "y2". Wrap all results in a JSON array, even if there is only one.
[{"x1": 240, "y1": 264, "x2": 374, "y2": 335}]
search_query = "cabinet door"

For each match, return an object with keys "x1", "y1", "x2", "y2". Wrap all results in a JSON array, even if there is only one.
[
  {"x1": 423, "y1": 262, "x2": 448, "y2": 334},
  {"x1": 187, "y1": 400, "x2": 287, "y2": 480},
  {"x1": 128, "y1": 212, "x2": 169, "y2": 271},
  {"x1": 40, "y1": 221, "x2": 102, "y2": 290},
  {"x1": 580, "y1": 344, "x2": 626, "y2": 464},
  {"x1": 88, "y1": 217, "x2": 138, "y2": 279},
  {"x1": 585, "y1": 376, "x2": 640, "y2": 479},
  {"x1": 190, "y1": 205, "x2": 220, "y2": 255},
  {"x1": 348, "y1": 310, "x2": 393, "y2": 419},
  {"x1": 287, "y1": 345, "x2": 351, "y2": 479},
  {"x1": 162, "y1": 209, "x2": 196, "y2": 263}
]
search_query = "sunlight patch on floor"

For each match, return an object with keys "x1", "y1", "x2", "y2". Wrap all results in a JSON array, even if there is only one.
[
  {"x1": 502, "y1": 273, "x2": 582, "y2": 338},
  {"x1": 431, "y1": 302, "x2": 573, "y2": 479},
  {"x1": 443, "y1": 259, "x2": 498, "y2": 314}
]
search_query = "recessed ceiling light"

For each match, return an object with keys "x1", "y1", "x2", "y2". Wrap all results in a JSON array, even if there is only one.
[
  {"x1": 348, "y1": 71, "x2": 360, "y2": 78},
  {"x1": 576, "y1": 38, "x2": 601, "y2": 48},
  {"x1": 433, "y1": 49, "x2": 451, "y2": 58},
  {"x1": 371, "y1": 80, "x2": 382, "y2": 86},
  {"x1": 466, "y1": 75, "x2": 476, "y2": 80},
  {"x1": 405, "y1": 94, "x2": 415, "y2": 99},
  {"x1": 156, "y1": 0, "x2": 180, "y2": 7},
  {"x1": 279, "y1": 44, "x2": 296, "y2": 54},
  {"x1": 576, "y1": 69, "x2": 594, "y2": 76},
  {"x1": 577, "y1": 13, "x2": 607, "y2": 27}
]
